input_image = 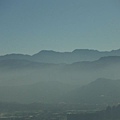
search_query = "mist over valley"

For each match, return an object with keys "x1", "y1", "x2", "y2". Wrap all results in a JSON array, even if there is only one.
[{"x1": 0, "y1": 49, "x2": 120, "y2": 104}]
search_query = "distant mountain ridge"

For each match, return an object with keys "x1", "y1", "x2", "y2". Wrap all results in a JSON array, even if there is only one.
[
  {"x1": 1, "y1": 49, "x2": 120, "y2": 103},
  {"x1": 1, "y1": 49, "x2": 120, "y2": 63}
]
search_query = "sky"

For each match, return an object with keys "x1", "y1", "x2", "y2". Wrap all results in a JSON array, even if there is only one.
[{"x1": 0, "y1": 0, "x2": 120, "y2": 55}]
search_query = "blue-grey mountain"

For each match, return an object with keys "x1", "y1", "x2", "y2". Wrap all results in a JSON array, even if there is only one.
[
  {"x1": 0, "y1": 49, "x2": 120, "y2": 103},
  {"x1": 1, "y1": 49, "x2": 120, "y2": 63}
]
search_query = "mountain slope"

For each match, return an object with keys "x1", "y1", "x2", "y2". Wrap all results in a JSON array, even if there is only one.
[{"x1": 67, "y1": 78, "x2": 120, "y2": 104}]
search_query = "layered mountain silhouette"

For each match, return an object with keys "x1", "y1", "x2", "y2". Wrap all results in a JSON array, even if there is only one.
[
  {"x1": 1, "y1": 49, "x2": 120, "y2": 63},
  {"x1": 0, "y1": 49, "x2": 120, "y2": 104},
  {"x1": 1, "y1": 56, "x2": 120, "y2": 86}
]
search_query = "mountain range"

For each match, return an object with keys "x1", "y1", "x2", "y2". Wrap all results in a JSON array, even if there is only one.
[
  {"x1": 0, "y1": 49, "x2": 120, "y2": 104},
  {"x1": 1, "y1": 49, "x2": 120, "y2": 63}
]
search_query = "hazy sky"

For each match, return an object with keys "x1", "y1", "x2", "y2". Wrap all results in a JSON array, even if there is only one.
[{"x1": 0, "y1": 0, "x2": 120, "y2": 55}]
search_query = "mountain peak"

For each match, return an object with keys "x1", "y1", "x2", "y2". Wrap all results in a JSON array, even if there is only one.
[
  {"x1": 39, "y1": 50, "x2": 56, "y2": 53},
  {"x1": 72, "y1": 49, "x2": 99, "y2": 53},
  {"x1": 33, "y1": 50, "x2": 60, "y2": 56}
]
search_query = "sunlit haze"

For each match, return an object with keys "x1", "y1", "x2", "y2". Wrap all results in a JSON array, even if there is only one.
[{"x1": 0, "y1": 0, "x2": 120, "y2": 55}]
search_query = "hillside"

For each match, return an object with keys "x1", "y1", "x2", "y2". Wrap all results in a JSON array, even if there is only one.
[{"x1": 67, "y1": 78, "x2": 120, "y2": 104}]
